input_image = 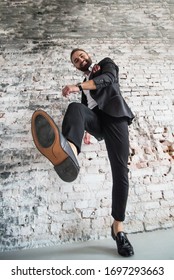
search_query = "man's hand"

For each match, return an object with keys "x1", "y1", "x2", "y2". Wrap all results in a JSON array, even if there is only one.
[
  {"x1": 62, "y1": 85, "x2": 79, "y2": 97},
  {"x1": 84, "y1": 132, "x2": 91, "y2": 144},
  {"x1": 92, "y1": 64, "x2": 100, "y2": 73}
]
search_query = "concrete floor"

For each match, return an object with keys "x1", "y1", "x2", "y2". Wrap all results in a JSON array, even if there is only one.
[{"x1": 0, "y1": 228, "x2": 174, "y2": 260}]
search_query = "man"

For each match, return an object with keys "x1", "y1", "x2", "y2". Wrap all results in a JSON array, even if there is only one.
[{"x1": 31, "y1": 48, "x2": 135, "y2": 257}]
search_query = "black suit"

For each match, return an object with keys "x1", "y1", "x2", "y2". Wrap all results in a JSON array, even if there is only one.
[
  {"x1": 62, "y1": 57, "x2": 134, "y2": 221},
  {"x1": 81, "y1": 57, "x2": 134, "y2": 124}
]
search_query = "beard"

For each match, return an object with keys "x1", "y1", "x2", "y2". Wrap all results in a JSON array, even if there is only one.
[{"x1": 78, "y1": 57, "x2": 92, "y2": 72}]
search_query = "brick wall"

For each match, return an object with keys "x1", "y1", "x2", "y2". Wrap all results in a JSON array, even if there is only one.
[{"x1": 0, "y1": 0, "x2": 174, "y2": 251}]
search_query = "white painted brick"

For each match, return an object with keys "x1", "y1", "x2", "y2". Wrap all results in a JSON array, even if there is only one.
[
  {"x1": 88, "y1": 198, "x2": 101, "y2": 208},
  {"x1": 62, "y1": 201, "x2": 74, "y2": 211},
  {"x1": 82, "y1": 209, "x2": 97, "y2": 219},
  {"x1": 125, "y1": 221, "x2": 144, "y2": 233},
  {"x1": 144, "y1": 201, "x2": 160, "y2": 210},
  {"x1": 147, "y1": 183, "x2": 172, "y2": 192},
  {"x1": 81, "y1": 174, "x2": 105, "y2": 184},
  {"x1": 33, "y1": 224, "x2": 49, "y2": 235},
  {"x1": 144, "y1": 222, "x2": 160, "y2": 231},
  {"x1": 131, "y1": 167, "x2": 153, "y2": 177},
  {"x1": 75, "y1": 200, "x2": 89, "y2": 209},
  {"x1": 86, "y1": 166, "x2": 100, "y2": 174},
  {"x1": 85, "y1": 152, "x2": 97, "y2": 159},
  {"x1": 48, "y1": 204, "x2": 61, "y2": 213},
  {"x1": 151, "y1": 191, "x2": 163, "y2": 200},
  {"x1": 134, "y1": 186, "x2": 147, "y2": 196},
  {"x1": 73, "y1": 183, "x2": 87, "y2": 192},
  {"x1": 91, "y1": 217, "x2": 105, "y2": 229},
  {"x1": 51, "y1": 223, "x2": 62, "y2": 235},
  {"x1": 160, "y1": 199, "x2": 174, "y2": 207},
  {"x1": 164, "y1": 190, "x2": 174, "y2": 199}
]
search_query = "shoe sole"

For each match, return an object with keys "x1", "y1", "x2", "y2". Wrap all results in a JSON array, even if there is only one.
[{"x1": 31, "y1": 109, "x2": 79, "y2": 182}]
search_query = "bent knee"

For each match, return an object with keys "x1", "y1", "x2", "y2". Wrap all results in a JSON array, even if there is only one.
[{"x1": 67, "y1": 102, "x2": 83, "y2": 112}]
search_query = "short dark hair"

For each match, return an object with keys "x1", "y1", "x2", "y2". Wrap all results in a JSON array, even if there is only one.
[{"x1": 70, "y1": 48, "x2": 87, "y2": 62}]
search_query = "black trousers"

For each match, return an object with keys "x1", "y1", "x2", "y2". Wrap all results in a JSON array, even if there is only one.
[{"x1": 62, "y1": 102, "x2": 129, "y2": 221}]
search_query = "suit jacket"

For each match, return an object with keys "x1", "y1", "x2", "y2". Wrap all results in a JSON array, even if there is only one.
[{"x1": 81, "y1": 57, "x2": 135, "y2": 125}]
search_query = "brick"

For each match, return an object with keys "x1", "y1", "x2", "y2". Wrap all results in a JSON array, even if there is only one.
[
  {"x1": 82, "y1": 209, "x2": 97, "y2": 219},
  {"x1": 62, "y1": 201, "x2": 74, "y2": 211},
  {"x1": 75, "y1": 200, "x2": 89, "y2": 209}
]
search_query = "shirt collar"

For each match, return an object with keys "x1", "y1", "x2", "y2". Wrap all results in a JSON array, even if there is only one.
[{"x1": 84, "y1": 63, "x2": 95, "y2": 78}]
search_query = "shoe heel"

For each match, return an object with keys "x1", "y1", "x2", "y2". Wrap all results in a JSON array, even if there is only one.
[{"x1": 54, "y1": 157, "x2": 79, "y2": 182}]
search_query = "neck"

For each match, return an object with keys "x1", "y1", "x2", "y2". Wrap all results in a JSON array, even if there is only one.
[
  {"x1": 84, "y1": 69, "x2": 90, "y2": 75},
  {"x1": 83, "y1": 63, "x2": 94, "y2": 75}
]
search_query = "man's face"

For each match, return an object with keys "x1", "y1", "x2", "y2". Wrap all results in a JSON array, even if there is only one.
[{"x1": 71, "y1": 50, "x2": 92, "y2": 72}]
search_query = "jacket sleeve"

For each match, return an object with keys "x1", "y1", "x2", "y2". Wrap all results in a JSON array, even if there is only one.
[{"x1": 92, "y1": 57, "x2": 119, "y2": 89}]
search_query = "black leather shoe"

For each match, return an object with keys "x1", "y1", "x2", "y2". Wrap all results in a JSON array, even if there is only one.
[
  {"x1": 31, "y1": 109, "x2": 80, "y2": 182},
  {"x1": 111, "y1": 224, "x2": 134, "y2": 257}
]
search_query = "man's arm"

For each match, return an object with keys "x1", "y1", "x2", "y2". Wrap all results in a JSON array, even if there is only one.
[
  {"x1": 62, "y1": 58, "x2": 118, "y2": 97},
  {"x1": 62, "y1": 80, "x2": 96, "y2": 97},
  {"x1": 92, "y1": 57, "x2": 118, "y2": 90}
]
